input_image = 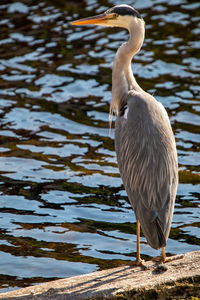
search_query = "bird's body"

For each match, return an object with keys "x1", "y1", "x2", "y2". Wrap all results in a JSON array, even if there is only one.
[
  {"x1": 115, "y1": 91, "x2": 178, "y2": 249},
  {"x1": 72, "y1": 4, "x2": 178, "y2": 262}
]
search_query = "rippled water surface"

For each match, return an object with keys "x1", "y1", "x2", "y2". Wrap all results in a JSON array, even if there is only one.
[{"x1": 0, "y1": 0, "x2": 200, "y2": 293}]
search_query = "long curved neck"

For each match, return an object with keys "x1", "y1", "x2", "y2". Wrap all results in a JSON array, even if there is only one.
[{"x1": 111, "y1": 19, "x2": 145, "y2": 115}]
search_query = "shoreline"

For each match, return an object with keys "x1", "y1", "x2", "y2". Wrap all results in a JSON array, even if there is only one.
[{"x1": 0, "y1": 250, "x2": 200, "y2": 299}]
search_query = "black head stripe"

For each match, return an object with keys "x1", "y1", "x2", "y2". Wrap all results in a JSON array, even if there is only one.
[
  {"x1": 119, "y1": 104, "x2": 128, "y2": 117},
  {"x1": 107, "y1": 5, "x2": 142, "y2": 19}
]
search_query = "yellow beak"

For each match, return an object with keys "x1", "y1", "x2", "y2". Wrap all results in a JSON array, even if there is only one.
[{"x1": 71, "y1": 13, "x2": 115, "y2": 26}]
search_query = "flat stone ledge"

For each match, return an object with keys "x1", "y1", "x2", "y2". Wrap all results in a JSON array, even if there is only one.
[{"x1": 0, "y1": 250, "x2": 200, "y2": 300}]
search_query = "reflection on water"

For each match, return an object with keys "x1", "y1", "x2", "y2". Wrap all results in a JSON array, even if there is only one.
[{"x1": 0, "y1": 0, "x2": 200, "y2": 293}]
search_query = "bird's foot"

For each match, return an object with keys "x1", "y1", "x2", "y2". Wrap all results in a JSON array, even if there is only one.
[
  {"x1": 152, "y1": 253, "x2": 184, "y2": 264},
  {"x1": 162, "y1": 253, "x2": 185, "y2": 263},
  {"x1": 129, "y1": 259, "x2": 147, "y2": 270},
  {"x1": 152, "y1": 256, "x2": 164, "y2": 263}
]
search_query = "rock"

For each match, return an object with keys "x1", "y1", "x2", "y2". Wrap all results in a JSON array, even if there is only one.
[{"x1": 0, "y1": 251, "x2": 200, "y2": 299}]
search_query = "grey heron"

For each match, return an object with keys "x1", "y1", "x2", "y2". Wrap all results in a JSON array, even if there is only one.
[{"x1": 71, "y1": 4, "x2": 179, "y2": 265}]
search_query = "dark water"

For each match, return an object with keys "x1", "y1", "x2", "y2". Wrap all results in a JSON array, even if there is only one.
[{"x1": 0, "y1": 0, "x2": 200, "y2": 293}]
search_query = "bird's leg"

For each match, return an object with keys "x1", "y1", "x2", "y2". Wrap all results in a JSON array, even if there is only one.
[
  {"x1": 152, "y1": 247, "x2": 165, "y2": 263},
  {"x1": 153, "y1": 247, "x2": 184, "y2": 263},
  {"x1": 127, "y1": 220, "x2": 147, "y2": 269},
  {"x1": 161, "y1": 247, "x2": 166, "y2": 263},
  {"x1": 162, "y1": 247, "x2": 185, "y2": 263},
  {"x1": 129, "y1": 219, "x2": 146, "y2": 269},
  {"x1": 136, "y1": 219, "x2": 141, "y2": 263},
  {"x1": 136, "y1": 220, "x2": 147, "y2": 268}
]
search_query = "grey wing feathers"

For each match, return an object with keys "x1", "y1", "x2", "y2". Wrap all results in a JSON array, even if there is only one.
[{"x1": 115, "y1": 92, "x2": 178, "y2": 249}]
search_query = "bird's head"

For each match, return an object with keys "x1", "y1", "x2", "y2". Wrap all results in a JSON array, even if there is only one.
[{"x1": 71, "y1": 4, "x2": 143, "y2": 30}]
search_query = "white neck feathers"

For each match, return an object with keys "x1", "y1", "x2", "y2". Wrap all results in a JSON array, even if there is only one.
[{"x1": 110, "y1": 17, "x2": 145, "y2": 115}]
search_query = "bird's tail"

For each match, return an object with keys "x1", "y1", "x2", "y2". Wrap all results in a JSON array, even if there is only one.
[
  {"x1": 135, "y1": 203, "x2": 166, "y2": 250},
  {"x1": 154, "y1": 216, "x2": 166, "y2": 249}
]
